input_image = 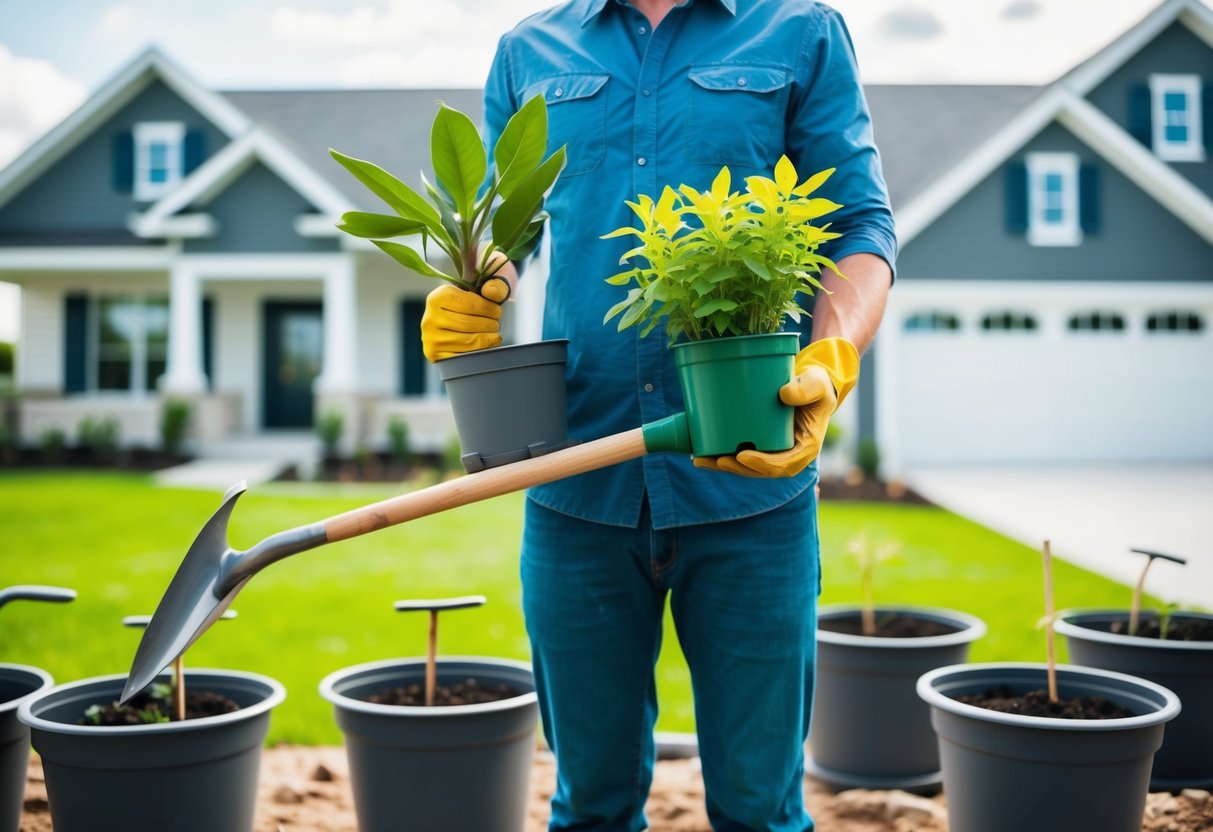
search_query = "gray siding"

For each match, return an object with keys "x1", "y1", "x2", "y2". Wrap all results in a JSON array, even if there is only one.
[
  {"x1": 1086, "y1": 22, "x2": 1213, "y2": 195},
  {"x1": 182, "y1": 162, "x2": 339, "y2": 254},
  {"x1": 898, "y1": 123, "x2": 1212, "y2": 282},
  {"x1": 0, "y1": 80, "x2": 229, "y2": 242}
]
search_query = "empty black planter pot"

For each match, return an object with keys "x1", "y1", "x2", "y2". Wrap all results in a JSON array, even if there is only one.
[
  {"x1": 436, "y1": 340, "x2": 571, "y2": 472},
  {"x1": 17, "y1": 669, "x2": 285, "y2": 832},
  {"x1": 807, "y1": 605, "x2": 985, "y2": 794},
  {"x1": 917, "y1": 663, "x2": 1180, "y2": 832},
  {"x1": 0, "y1": 665, "x2": 52, "y2": 832},
  {"x1": 320, "y1": 657, "x2": 539, "y2": 832},
  {"x1": 1057, "y1": 608, "x2": 1213, "y2": 790}
]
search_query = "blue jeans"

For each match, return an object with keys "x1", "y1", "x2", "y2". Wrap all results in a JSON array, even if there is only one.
[{"x1": 521, "y1": 486, "x2": 820, "y2": 831}]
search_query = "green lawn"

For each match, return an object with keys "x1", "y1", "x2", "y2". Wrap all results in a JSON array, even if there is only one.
[{"x1": 0, "y1": 471, "x2": 1147, "y2": 745}]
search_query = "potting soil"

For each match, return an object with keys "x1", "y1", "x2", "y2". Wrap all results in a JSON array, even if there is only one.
[
  {"x1": 366, "y1": 678, "x2": 527, "y2": 706},
  {"x1": 955, "y1": 686, "x2": 1135, "y2": 720},
  {"x1": 81, "y1": 687, "x2": 239, "y2": 725},
  {"x1": 1108, "y1": 617, "x2": 1213, "y2": 642},
  {"x1": 818, "y1": 614, "x2": 961, "y2": 638}
]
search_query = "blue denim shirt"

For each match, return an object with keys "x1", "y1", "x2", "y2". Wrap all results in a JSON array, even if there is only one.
[{"x1": 484, "y1": 0, "x2": 896, "y2": 529}]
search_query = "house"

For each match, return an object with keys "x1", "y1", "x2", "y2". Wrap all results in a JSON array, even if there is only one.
[{"x1": 0, "y1": 0, "x2": 1210, "y2": 472}]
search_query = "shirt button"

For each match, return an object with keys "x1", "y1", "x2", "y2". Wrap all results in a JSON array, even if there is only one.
[
  {"x1": 642, "y1": 89, "x2": 651, "y2": 97},
  {"x1": 637, "y1": 157, "x2": 647, "y2": 166},
  {"x1": 638, "y1": 25, "x2": 647, "y2": 34},
  {"x1": 737, "y1": 77, "x2": 747, "y2": 87},
  {"x1": 644, "y1": 383, "x2": 654, "y2": 393},
  {"x1": 554, "y1": 88, "x2": 564, "y2": 98}
]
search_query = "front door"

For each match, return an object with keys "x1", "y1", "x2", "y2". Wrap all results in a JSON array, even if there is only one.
[{"x1": 263, "y1": 302, "x2": 323, "y2": 428}]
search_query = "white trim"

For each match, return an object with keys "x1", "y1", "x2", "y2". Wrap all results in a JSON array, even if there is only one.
[
  {"x1": 176, "y1": 252, "x2": 350, "y2": 279},
  {"x1": 1149, "y1": 74, "x2": 1206, "y2": 162},
  {"x1": 294, "y1": 214, "x2": 343, "y2": 237},
  {"x1": 1025, "y1": 152, "x2": 1082, "y2": 247},
  {"x1": 0, "y1": 246, "x2": 177, "y2": 272},
  {"x1": 0, "y1": 47, "x2": 250, "y2": 212},
  {"x1": 133, "y1": 121, "x2": 185, "y2": 202},
  {"x1": 129, "y1": 213, "x2": 216, "y2": 238}
]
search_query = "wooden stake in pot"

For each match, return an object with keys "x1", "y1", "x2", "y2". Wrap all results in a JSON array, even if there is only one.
[
  {"x1": 124, "y1": 611, "x2": 237, "y2": 721},
  {"x1": 1041, "y1": 540, "x2": 1058, "y2": 703},
  {"x1": 1127, "y1": 548, "x2": 1188, "y2": 637},
  {"x1": 394, "y1": 597, "x2": 486, "y2": 706}
]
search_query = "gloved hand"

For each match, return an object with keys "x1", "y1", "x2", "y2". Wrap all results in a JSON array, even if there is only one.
[
  {"x1": 420, "y1": 276, "x2": 511, "y2": 362},
  {"x1": 693, "y1": 337, "x2": 859, "y2": 478}
]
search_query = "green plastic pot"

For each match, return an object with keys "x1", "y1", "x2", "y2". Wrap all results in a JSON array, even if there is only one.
[{"x1": 672, "y1": 332, "x2": 799, "y2": 456}]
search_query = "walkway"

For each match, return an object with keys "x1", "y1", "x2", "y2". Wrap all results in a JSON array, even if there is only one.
[
  {"x1": 905, "y1": 464, "x2": 1213, "y2": 609},
  {"x1": 154, "y1": 432, "x2": 318, "y2": 490}
]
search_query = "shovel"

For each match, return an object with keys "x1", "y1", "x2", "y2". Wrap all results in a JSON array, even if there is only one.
[{"x1": 121, "y1": 412, "x2": 691, "y2": 701}]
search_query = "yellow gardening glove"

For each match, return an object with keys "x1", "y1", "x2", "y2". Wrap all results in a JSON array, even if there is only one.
[
  {"x1": 420, "y1": 276, "x2": 511, "y2": 362},
  {"x1": 694, "y1": 337, "x2": 859, "y2": 478}
]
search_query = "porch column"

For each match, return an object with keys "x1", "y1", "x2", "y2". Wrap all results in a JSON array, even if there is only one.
[
  {"x1": 161, "y1": 263, "x2": 208, "y2": 394},
  {"x1": 316, "y1": 255, "x2": 358, "y2": 394}
]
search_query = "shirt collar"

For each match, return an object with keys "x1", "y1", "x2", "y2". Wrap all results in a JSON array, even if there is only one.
[{"x1": 581, "y1": 0, "x2": 737, "y2": 27}]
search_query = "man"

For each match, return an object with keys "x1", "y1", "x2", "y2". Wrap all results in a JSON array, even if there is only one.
[{"x1": 422, "y1": 1, "x2": 894, "y2": 828}]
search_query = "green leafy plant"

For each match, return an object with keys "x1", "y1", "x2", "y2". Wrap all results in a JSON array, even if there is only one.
[
  {"x1": 77, "y1": 415, "x2": 120, "y2": 459},
  {"x1": 39, "y1": 426, "x2": 66, "y2": 464},
  {"x1": 847, "y1": 532, "x2": 901, "y2": 636},
  {"x1": 329, "y1": 94, "x2": 565, "y2": 293},
  {"x1": 387, "y1": 415, "x2": 411, "y2": 466},
  {"x1": 160, "y1": 397, "x2": 191, "y2": 457},
  {"x1": 823, "y1": 421, "x2": 843, "y2": 451},
  {"x1": 857, "y1": 438, "x2": 880, "y2": 480},
  {"x1": 317, "y1": 409, "x2": 344, "y2": 459},
  {"x1": 1127, "y1": 548, "x2": 1187, "y2": 637},
  {"x1": 602, "y1": 156, "x2": 843, "y2": 342}
]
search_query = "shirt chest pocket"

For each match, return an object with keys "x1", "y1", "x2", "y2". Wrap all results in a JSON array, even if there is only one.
[
  {"x1": 523, "y1": 73, "x2": 610, "y2": 178},
  {"x1": 687, "y1": 65, "x2": 791, "y2": 167}
]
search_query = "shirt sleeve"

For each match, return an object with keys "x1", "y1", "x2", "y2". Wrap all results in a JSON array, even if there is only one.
[{"x1": 786, "y1": 6, "x2": 897, "y2": 280}]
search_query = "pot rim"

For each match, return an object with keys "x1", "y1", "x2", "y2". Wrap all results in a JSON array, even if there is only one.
[
  {"x1": 916, "y1": 662, "x2": 1181, "y2": 731},
  {"x1": 16, "y1": 668, "x2": 286, "y2": 736},
  {"x1": 319, "y1": 655, "x2": 538, "y2": 717},
  {"x1": 0, "y1": 663, "x2": 54, "y2": 714},
  {"x1": 1056, "y1": 608, "x2": 1213, "y2": 652},
  {"x1": 816, "y1": 604, "x2": 987, "y2": 649}
]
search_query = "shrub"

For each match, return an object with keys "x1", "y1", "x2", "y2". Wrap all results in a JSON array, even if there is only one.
[
  {"x1": 40, "y1": 426, "x2": 66, "y2": 463},
  {"x1": 160, "y1": 398, "x2": 191, "y2": 456},
  {"x1": 387, "y1": 416, "x2": 411, "y2": 466},
  {"x1": 317, "y1": 409, "x2": 344, "y2": 458},
  {"x1": 0, "y1": 342, "x2": 13, "y2": 377},
  {"x1": 77, "y1": 416, "x2": 120, "y2": 458},
  {"x1": 442, "y1": 435, "x2": 464, "y2": 474},
  {"x1": 823, "y1": 421, "x2": 842, "y2": 451},
  {"x1": 857, "y1": 438, "x2": 880, "y2": 479}
]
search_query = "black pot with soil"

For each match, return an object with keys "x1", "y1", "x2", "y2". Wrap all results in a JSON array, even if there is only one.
[
  {"x1": 0, "y1": 664, "x2": 52, "y2": 832},
  {"x1": 1056, "y1": 608, "x2": 1213, "y2": 790},
  {"x1": 808, "y1": 605, "x2": 986, "y2": 794}
]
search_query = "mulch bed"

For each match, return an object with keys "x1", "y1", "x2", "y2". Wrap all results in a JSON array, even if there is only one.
[
  {"x1": 818, "y1": 475, "x2": 934, "y2": 505},
  {"x1": 19, "y1": 746, "x2": 1213, "y2": 831}
]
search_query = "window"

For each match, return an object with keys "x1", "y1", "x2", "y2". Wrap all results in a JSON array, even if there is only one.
[
  {"x1": 1146, "y1": 310, "x2": 1205, "y2": 333},
  {"x1": 133, "y1": 122, "x2": 185, "y2": 201},
  {"x1": 1026, "y1": 153, "x2": 1081, "y2": 246},
  {"x1": 1067, "y1": 311, "x2": 1125, "y2": 333},
  {"x1": 1149, "y1": 75, "x2": 1204, "y2": 162},
  {"x1": 94, "y1": 296, "x2": 169, "y2": 392},
  {"x1": 981, "y1": 311, "x2": 1038, "y2": 331},
  {"x1": 904, "y1": 311, "x2": 961, "y2": 332}
]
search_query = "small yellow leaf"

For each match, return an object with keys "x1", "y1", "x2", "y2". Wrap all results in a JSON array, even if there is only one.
[
  {"x1": 655, "y1": 186, "x2": 681, "y2": 236},
  {"x1": 745, "y1": 175, "x2": 780, "y2": 208},
  {"x1": 774, "y1": 155, "x2": 797, "y2": 194},
  {"x1": 711, "y1": 166, "x2": 731, "y2": 201},
  {"x1": 793, "y1": 167, "x2": 835, "y2": 197}
]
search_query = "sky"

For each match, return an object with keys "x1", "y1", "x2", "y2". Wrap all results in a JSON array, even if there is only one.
[{"x1": 0, "y1": 0, "x2": 1208, "y2": 339}]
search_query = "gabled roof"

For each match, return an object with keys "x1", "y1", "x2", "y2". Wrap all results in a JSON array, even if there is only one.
[{"x1": 0, "y1": 46, "x2": 250, "y2": 212}]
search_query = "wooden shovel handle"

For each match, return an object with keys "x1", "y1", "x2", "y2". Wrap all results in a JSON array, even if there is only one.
[{"x1": 323, "y1": 427, "x2": 649, "y2": 544}]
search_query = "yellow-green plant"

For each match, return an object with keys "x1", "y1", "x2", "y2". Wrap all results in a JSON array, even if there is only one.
[
  {"x1": 602, "y1": 155, "x2": 843, "y2": 342},
  {"x1": 847, "y1": 532, "x2": 901, "y2": 636}
]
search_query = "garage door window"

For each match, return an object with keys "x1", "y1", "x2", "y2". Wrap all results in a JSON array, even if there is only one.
[
  {"x1": 904, "y1": 311, "x2": 961, "y2": 332},
  {"x1": 1067, "y1": 311, "x2": 1125, "y2": 332},
  {"x1": 1146, "y1": 310, "x2": 1205, "y2": 333},
  {"x1": 981, "y1": 311, "x2": 1038, "y2": 331}
]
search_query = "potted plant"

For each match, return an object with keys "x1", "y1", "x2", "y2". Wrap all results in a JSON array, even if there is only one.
[
  {"x1": 807, "y1": 535, "x2": 986, "y2": 793},
  {"x1": 917, "y1": 541, "x2": 1182, "y2": 832},
  {"x1": 330, "y1": 95, "x2": 571, "y2": 473},
  {"x1": 602, "y1": 156, "x2": 843, "y2": 455},
  {"x1": 1056, "y1": 547, "x2": 1213, "y2": 790},
  {"x1": 0, "y1": 585, "x2": 74, "y2": 832},
  {"x1": 17, "y1": 611, "x2": 284, "y2": 832},
  {"x1": 319, "y1": 596, "x2": 538, "y2": 832}
]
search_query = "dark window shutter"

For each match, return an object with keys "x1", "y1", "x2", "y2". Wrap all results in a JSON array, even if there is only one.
[
  {"x1": 184, "y1": 129, "x2": 206, "y2": 174},
  {"x1": 401, "y1": 300, "x2": 427, "y2": 396},
  {"x1": 63, "y1": 294, "x2": 88, "y2": 394},
  {"x1": 1004, "y1": 162, "x2": 1028, "y2": 234},
  {"x1": 111, "y1": 132, "x2": 134, "y2": 192},
  {"x1": 1079, "y1": 163, "x2": 1101, "y2": 234},
  {"x1": 1128, "y1": 85, "x2": 1152, "y2": 146},
  {"x1": 202, "y1": 297, "x2": 214, "y2": 391},
  {"x1": 1203, "y1": 84, "x2": 1213, "y2": 152}
]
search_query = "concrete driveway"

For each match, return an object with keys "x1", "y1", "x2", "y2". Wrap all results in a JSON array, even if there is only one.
[{"x1": 904, "y1": 464, "x2": 1213, "y2": 610}]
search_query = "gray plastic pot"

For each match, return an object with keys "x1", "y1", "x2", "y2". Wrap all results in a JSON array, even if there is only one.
[
  {"x1": 17, "y1": 669, "x2": 285, "y2": 832},
  {"x1": 320, "y1": 656, "x2": 539, "y2": 832},
  {"x1": 918, "y1": 662, "x2": 1181, "y2": 832},
  {"x1": 1057, "y1": 608, "x2": 1213, "y2": 790},
  {"x1": 807, "y1": 605, "x2": 986, "y2": 794},
  {"x1": 436, "y1": 340, "x2": 571, "y2": 472},
  {"x1": 1, "y1": 664, "x2": 53, "y2": 832}
]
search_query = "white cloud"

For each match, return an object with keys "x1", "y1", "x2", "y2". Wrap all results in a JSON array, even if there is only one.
[
  {"x1": 874, "y1": 6, "x2": 945, "y2": 41},
  {"x1": 270, "y1": 3, "x2": 468, "y2": 47},
  {"x1": 100, "y1": 5, "x2": 136, "y2": 35},
  {"x1": 0, "y1": 46, "x2": 87, "y2": 169}
]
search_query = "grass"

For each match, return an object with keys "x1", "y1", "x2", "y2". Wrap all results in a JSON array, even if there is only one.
[{"x1": 0, "y1": 471, "x2": 1151, "y2": 745}]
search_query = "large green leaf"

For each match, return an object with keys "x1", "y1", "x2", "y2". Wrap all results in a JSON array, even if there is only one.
[
  {"x1": 372, "y1": 241, "x2": 457, "y2": 283},
  {"x1": 492, "y1": 147, "x2": 566, "y2": 250},
  {"x1": 328, "y1": 149, "x2": 440, "y2": 228},
  {"x1": 431, "y1": 103, "x2": 487, "y2": 218},
  {"x1": 494, "y1": 94, "x2": 549, "y2": 200},
  {"x1": 504, "y1": 215, "x2": 547, "y2": 261},
  {"x1": 420, "y1": 171, "x2": 464, "y2": 265},
  {"x1": 336, "y1": 212, "x2": 426, "y2": 239}
]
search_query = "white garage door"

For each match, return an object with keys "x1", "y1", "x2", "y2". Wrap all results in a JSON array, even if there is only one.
[{"x1": 884, "y1": 285, "x2": 1213, "y2": 467}]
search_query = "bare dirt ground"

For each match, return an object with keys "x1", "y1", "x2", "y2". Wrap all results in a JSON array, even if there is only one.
[{"x1": 19, "y1": 745, "x2": 1213, "y2": 831}]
